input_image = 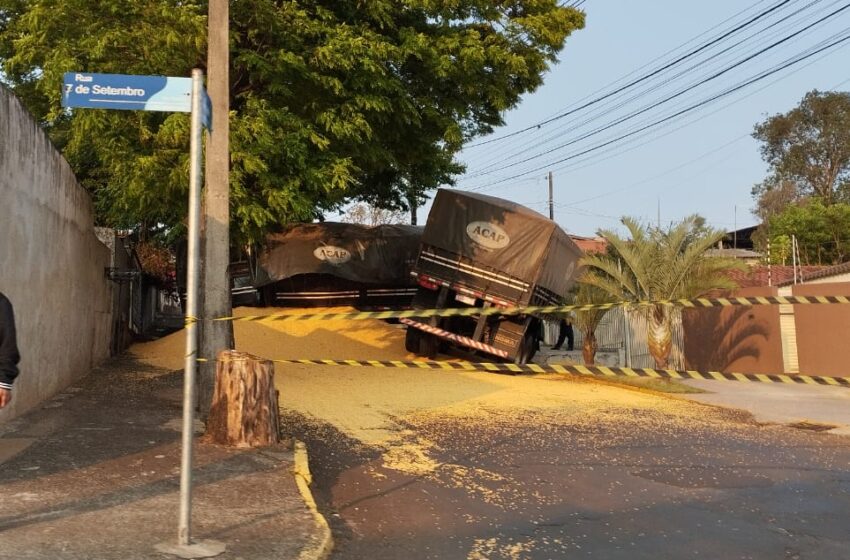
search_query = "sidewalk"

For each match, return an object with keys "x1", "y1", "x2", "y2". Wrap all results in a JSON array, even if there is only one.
[
  {"x1": 0, "y1": 355, "x2": 331, "y2": 560},
  {"x1": 680, "y1": 379, "x2": 850, "y2": 435}
]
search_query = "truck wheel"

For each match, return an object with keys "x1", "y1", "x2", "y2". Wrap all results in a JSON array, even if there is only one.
[
  {"x1": 405, "y1": 327, "x2": 421, "y2": 353},
  {"x1": 514, "y1": 333, "x2": 537, "y2": 366},
  {"x1": 419, "y1": 333, "x2": 439, "y2": 359}
]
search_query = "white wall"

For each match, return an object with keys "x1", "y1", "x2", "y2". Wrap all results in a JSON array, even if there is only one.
[{"x1": 0, "y1": 85, "x2": 113, "y2": 421}]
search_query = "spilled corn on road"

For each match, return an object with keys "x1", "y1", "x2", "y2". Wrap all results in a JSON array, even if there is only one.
[{"x1": 132, "y1": 307, "x2": 850, "y2": 559}]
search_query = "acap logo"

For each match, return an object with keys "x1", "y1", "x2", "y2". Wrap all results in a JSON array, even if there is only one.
[
  {"x1": 466, "y1": 221, "x2": 510, "y2": 250},
  {"x1": 313, "y1": 245, "x2": 351, "y2": 265}
]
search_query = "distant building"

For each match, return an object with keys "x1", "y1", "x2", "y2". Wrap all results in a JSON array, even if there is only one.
[
  {"x1": 777, "y1": 260, "x2": 850, "y2": 286},
  {"x1": 726, "y1": 265, "x2": 830, "y2": 288},
  {"x1": 721, "y1": 225, "x2": 758, "y2": 250},
  {"x1": 568, "y1": 234, "x2": 607, "y2": 254},
  {"x1": 705, "y1": 247, "x2": 762, "y2": 264}
]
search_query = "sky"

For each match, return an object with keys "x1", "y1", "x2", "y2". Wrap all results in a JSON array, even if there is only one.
[{"x1": 416, "y1": 0, "x2": 850, "y2": 237}]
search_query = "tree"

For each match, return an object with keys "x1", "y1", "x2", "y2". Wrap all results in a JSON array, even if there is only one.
[
  {"x1": 0, "y1": 0, "x2": 585, "y2": 244},
  {"x1": 570, "y1": 280, "x2": 613, "y2": 366},
  {"x1": 752, "y1": 90, "x2": 850, "y2": 210},
  {"x1": 341, "y1": 202, "x2": 406, "y2": 226},
  {"x1": 765, "y1": 233, "x2": 792, "y2": 266},
  {"x1": 581, "y1": 216, "x2": 744, "y2": 369},
  {"x1": 765, "y1": 199, "x2": 850, "y2": 265},
  {"x1": 752, "y1": 179, "x2": 799, "y2": 222}
]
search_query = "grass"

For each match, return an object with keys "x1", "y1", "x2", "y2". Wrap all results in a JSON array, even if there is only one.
[
  {"x1": 598, "y1": 376, "x2": 707, "y2": 394},
  {"x1": 542, "y1": 352, "x2": 706, "y2": 394}
]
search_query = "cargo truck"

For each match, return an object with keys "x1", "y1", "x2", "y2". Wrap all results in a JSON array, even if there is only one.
[{"x1": 405, "y1": 189, "x2": 582, "y2": 364}]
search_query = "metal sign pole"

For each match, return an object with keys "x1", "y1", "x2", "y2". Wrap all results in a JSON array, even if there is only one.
[
  {"x1": 61, "y1": 68, "x2": 220, "y2": 558},
  {"x1": 155, "y1": 69, "x2": 223, "y2": 559},
  {"x1": 178, "y1": 68, "x2": 204, "y2": 546}
]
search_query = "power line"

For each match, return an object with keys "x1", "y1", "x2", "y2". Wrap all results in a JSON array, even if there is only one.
[
  {"x1": 465, "y1": 0, "x2": 832, "y2": 173},
  {"x1": 482, "y1": 25, "x2": 850, "y2": 188},
  {"x1": 545, "y1": 69, "x2": 850, "y2": 224},
  {"x1": 465, "y1": 0, "x2": 795, "y2": 149},
  {"x1": 510, "y1": 0, "x2": 769, "y2": 135},
  {"x1": 474, "y1": 28, "x2": 850, "y2": 188},
  {"x1": 464, "y1": 34, "x2": 849, "y2": 201},
  {"x1": 467, "y1": 3, "x2": 850, "y2": 180}
]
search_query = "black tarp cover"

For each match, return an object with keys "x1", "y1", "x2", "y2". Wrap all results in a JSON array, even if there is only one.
[
  {"x1": 420, "y1": 189, "x2": 582, "y2": 299},
  {"x1": 255, "y1": 222, "x2": 423, "y2": 287}
]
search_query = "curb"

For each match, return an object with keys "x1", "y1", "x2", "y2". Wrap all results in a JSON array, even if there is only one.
[{"x1": 292, "y1": 441, "x2": 334, "y2": 560}]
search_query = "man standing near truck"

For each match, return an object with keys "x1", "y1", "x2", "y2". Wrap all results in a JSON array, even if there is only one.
[
  {"x1": 0, "y1": 292, "x2": 20, "y2": 408},
  {"x1": 552, "y1": 311, "x2": 575, "y2": 351}
]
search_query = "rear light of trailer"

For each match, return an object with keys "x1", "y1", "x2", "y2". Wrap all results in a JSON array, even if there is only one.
[{"x1": 418, "y1": 277, "x2": 440, "y2": 291}]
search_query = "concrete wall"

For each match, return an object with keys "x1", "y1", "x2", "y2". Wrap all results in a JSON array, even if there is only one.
[
  {"x1": 0, "y1": 85, "x2": 113, "y2": 421},
  {"x1": 683, "y1": 286, "x2": 784, "y2": 374},
  {"x1": 792, "y1": 282, "x2": 850, "y2": 377}
]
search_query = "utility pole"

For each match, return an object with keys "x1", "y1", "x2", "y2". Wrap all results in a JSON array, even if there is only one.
[
  {"x1": 733, "y1": 205, "x2": 737, "y2": 249},
  {"x1": 767, "y1": 237, "x2": 772, "y2": 287},
  {"x1": 548, "y1": 171, "x2": 554, "y2": 220},
  {"x1": 200, "y1": 0, "x2": 233, "y2": 415}
]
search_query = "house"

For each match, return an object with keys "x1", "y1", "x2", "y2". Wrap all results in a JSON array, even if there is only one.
[
  {"x1": 721, "y1": 225, "x2": 758, "y2": 250},
  {"x1": 776, "y1": 260, "x2": 850, "y2": 286},
  {"x1": 568, "y1": 234, "x2": 607, "y2": 254},
  {"x1": 705, "y1": 247, "x2": 763, "y2": 264},
  {"x1": 725, "y1": 264, "x2": 829, "y2": 288}
]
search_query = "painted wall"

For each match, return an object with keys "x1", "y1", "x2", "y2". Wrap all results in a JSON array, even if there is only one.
[
  {"x1": 683, "y1": 286, "x2": 784, "y2": 375},
  {"x1": 0, "y1": 86, "x2": 113, "y2": 421},
  {"x1": 792, "y1": 282, "x2": 850, "y2": 377}
]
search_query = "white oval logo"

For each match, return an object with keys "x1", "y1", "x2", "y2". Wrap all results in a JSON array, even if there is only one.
[
  {"x1": 313, "y1": 245, "x2": 351, "y2": 265},
  {"x1": 466, "y1": 221, "x2": 510, "y2": 250}
]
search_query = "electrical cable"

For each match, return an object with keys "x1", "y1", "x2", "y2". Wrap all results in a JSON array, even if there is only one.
[
  {"x1": 466, "y1": 3, "x2": 850, "y2": 179},
  {"x1": 465, "y1": 0, "x2": 832, "y2": 173},
  {"x1": 474, "y1": 28, "x2": 850, "y2": 187},
  {"x1": 512, "y1": 28, "x2": 850, "y2": 186},
  {"x1": 465, "y1": 0, "x2": 795, "y2": 148}
]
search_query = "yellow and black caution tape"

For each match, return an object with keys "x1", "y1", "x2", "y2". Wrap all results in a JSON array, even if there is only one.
[
  {"x1": 211, "y1": 295, "x2": 850, "y2": 323},
  {"x1": 263, "y1": 358, "x2": 850, "y2": 387}
]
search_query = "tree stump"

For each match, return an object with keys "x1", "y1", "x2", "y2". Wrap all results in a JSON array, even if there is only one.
[{"x1": 205, "y1": 350, "x2": 280, "y2": 447}]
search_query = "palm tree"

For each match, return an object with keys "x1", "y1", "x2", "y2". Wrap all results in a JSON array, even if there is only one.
[
  {"x1": 581, "y1": 215, "x2": 744, "y2": 369},
  {"x1": 571, "y1": 280, "x2": 613, "y2": 365}
]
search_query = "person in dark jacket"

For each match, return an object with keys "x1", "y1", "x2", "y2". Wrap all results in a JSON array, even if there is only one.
[
  {"x1": 552, "y1": 311, "x2": 575, "y2": 351},
  {"x1": 0, "y1": 292, "x2": 20, "y2": 408}
]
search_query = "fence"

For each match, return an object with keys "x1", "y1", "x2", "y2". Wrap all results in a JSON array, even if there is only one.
[{"x1": 544, "y1": 306, "x2": 685, "y2": 369}]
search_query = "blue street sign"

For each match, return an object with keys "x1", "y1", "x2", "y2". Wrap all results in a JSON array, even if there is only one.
[{"x1": 62, "y1": 72, "x2": 192, "y2": 112}]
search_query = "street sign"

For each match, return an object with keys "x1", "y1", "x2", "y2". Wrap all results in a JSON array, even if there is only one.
[
  {"x1": 62, "y1": 72, "x2": 192, "y2": 112},
  {"x1": 64, "y1": 69, "x2": 214, "y2": 551}
]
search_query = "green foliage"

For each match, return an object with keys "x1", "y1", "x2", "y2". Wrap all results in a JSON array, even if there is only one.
[
  {"x1": 580, "y1": 215, "x2": 745, "y2": 369},
  {"x1": 580, "y1": 216, "x2": 744, "y2": 303},
  {"x1": 765, "y1": 233, "x2": 792, "y2": 266},
  {"x1": 764, "y1": 199, "x2": 850, "y2": 265},
  {"x1": 0, "y1": 0, "x2": 584, "y2": 243},
  {"x1": 751, "y1": 179, "x2": 799, "y2": 222},
  {"x1": 752, "y1": 90, "x2": 850, "y2": 210},
  {"x1": 340, "y1": 202, "x2": 406, "y2": 226},
  {"x1": 571, "y1": 278, "x2": 612, "y2": 337}
]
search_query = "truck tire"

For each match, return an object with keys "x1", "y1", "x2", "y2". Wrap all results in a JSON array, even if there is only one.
[
  {"x1": 514, "y1": 332, "x2": 537, "y2": 365},
  {"x1": 405, "y1": 327, "x2": 421, "y2": 353},
  {"x1": 419, "y1": 333, "x2": 439, "y2": 359}
]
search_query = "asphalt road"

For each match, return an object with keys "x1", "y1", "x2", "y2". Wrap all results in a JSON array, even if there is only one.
[{"x1": 285, "y1": 389, "x2": 850, "y2": 560}]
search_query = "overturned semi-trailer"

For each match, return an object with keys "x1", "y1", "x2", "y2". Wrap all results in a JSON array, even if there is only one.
[{"x1": 406, "y1": 189, "x2": 582, "y2": 364}]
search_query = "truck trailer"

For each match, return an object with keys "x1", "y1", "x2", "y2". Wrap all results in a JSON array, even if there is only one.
[
  {"x1": 253, "y1": 222, "x2": 422, "y2": 309},
  {"x1": 405, "y1": 189, "x2": 582, "y2": 364}
]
